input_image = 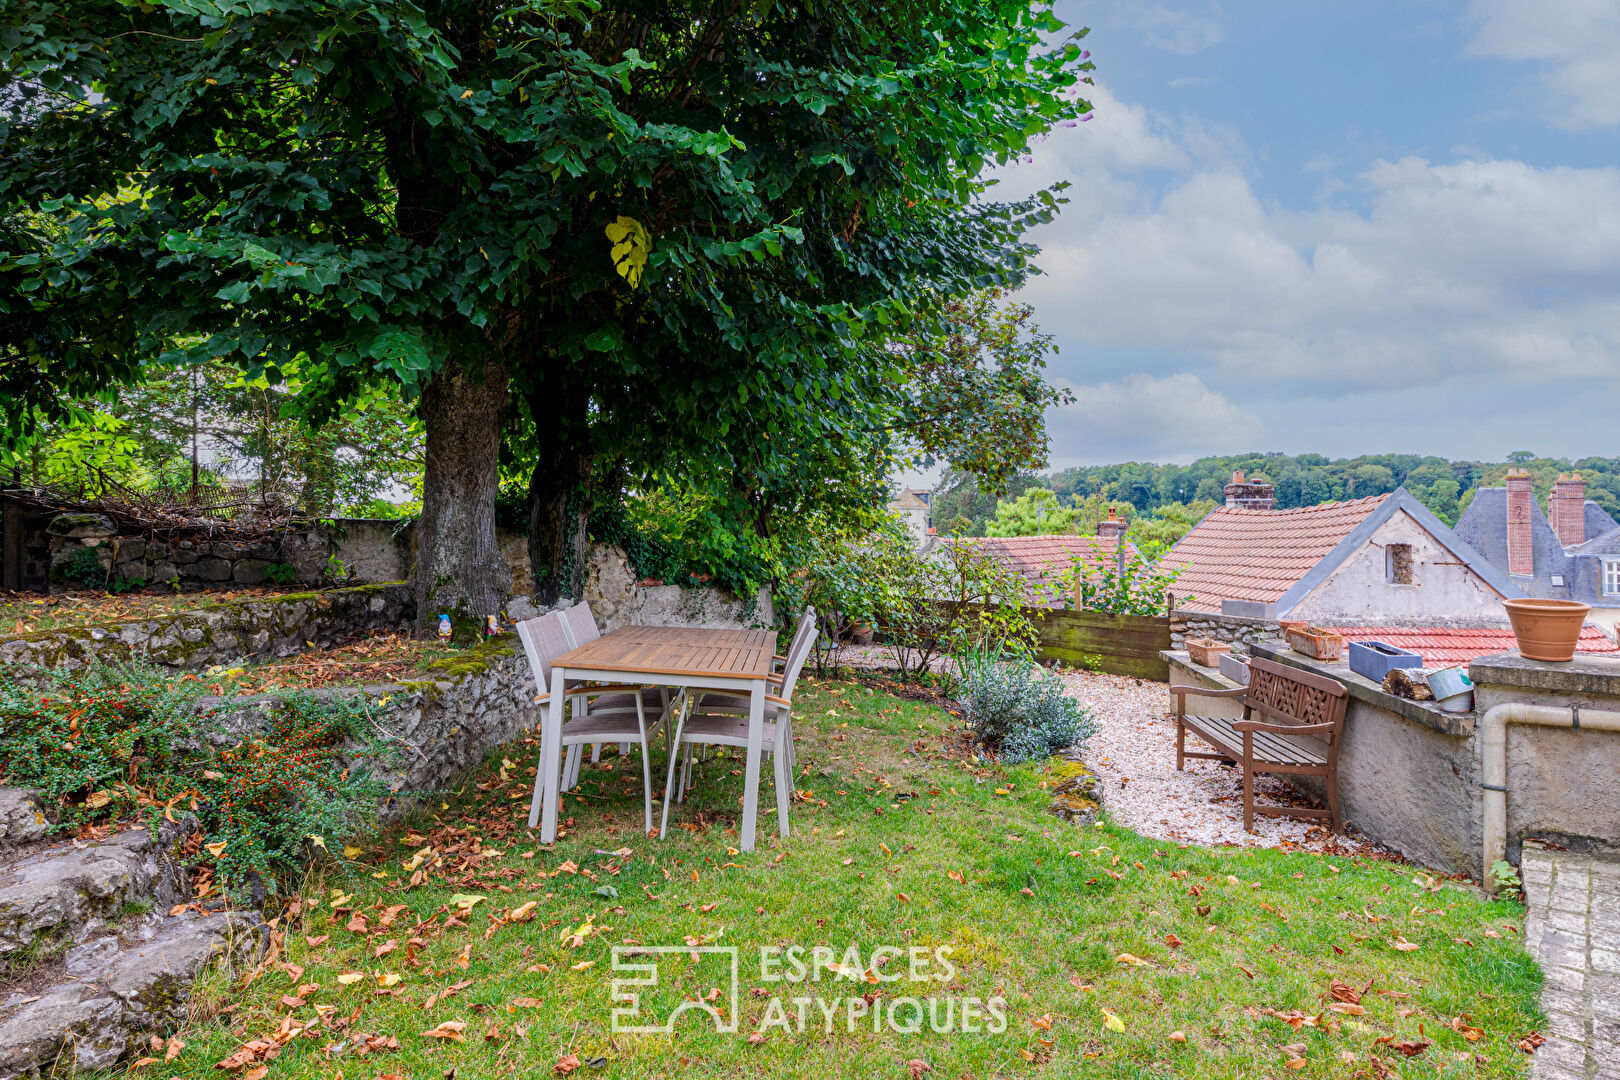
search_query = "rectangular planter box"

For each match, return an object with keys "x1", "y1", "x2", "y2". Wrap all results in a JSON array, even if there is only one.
[
  {"x1": 1219, "y1": 652, "x2": 1251, "y2": 685},
  {"x1": 1186, "y1": 638, "x2": 1232, "y2": 667},
  {"x1": 1347, "y1": 639, "x2": 1423, "y2": 682},
  {"x1": 1286, "y1": 626, "x2": 1344, "y2": 661}
]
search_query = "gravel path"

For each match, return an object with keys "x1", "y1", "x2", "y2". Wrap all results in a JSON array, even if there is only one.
[
  {"x1": 1057, "y1": 670, "x2": 1382, "y2": 855},
  {"x1": 833, "y1": 645, "x2": 1384, "y2": 855}
]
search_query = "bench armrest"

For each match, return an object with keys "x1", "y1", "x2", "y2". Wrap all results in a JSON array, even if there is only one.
[{"x1": 1232, "y1": 720, "x2": 1337, "y2": 736}]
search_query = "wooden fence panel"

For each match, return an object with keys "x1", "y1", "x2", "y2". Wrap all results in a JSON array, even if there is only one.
[{"x1": 1028, "y1": 607, "x2": 1171, "y2": 681}]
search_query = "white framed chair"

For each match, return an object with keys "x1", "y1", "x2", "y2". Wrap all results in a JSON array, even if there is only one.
[
  {"x1": 658, "y1": 620, "x2": 817, "y2": 840},
  {"x1": 516, "y1": 610, "x2": 668, "y2": 835},
  {"x1": 558, "y1": 602, "x2": 670, "y2": 767}
]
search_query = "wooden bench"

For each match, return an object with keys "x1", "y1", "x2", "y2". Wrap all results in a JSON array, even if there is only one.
[{"x1": 1174, "y1": 655, "x2": 1350, "y2": 833}]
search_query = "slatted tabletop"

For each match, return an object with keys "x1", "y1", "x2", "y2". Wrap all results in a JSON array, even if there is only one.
[{"x1": 555, "y1": 625, "x2": 778, "y2": 681}]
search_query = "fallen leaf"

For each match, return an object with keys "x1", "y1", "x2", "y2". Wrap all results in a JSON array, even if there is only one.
[
  {"x1": 421, "y1": 1021, "x2": 467, "y2": 1042},
  {"x1": 553, "y1": 1053, "x2": 582, "y2": 1075},
  {"x1": 1100, "y1": 1008, "x2": 1125, "y2": 1033}
]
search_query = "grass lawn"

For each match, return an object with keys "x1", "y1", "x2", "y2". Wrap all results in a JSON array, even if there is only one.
[{"x1": 161, "y1": 676, "x2": 1542, "y2": 1079}]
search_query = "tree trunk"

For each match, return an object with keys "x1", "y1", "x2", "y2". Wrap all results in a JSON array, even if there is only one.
[
  {"x1": 413, "y1": 361, "x2": 511, "y2": 636},
  {"x1": 526, "y1": 383, "x2": 591, "y2": 606}
]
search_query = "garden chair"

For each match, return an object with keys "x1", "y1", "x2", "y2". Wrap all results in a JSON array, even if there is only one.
[
  {"x1": 658, "y1": 620, "x2": 817, "y2": 840},
  {"x1": 560, "y1": 602, "x2": 670, "y2": 768},
  {"x1": 515, "y1": 610, "x2": 667, "y2": 835},
  {"x1": 677, "y1": 606, "x2": 817, "y2": 768}
]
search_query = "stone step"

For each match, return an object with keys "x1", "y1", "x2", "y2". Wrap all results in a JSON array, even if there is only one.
[
  {"x1": 0, "y1": 790, "x2": 49, "y2": 856},
  {"x1": 0, "y1": 908, "x2": 265, "y2": 1080},
  {"x1": 0, "y1": 824, "x2": 189, "y2": 965}
]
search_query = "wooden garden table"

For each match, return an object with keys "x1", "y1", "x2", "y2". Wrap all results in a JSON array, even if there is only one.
[{"x1": 535, "y1": 624, "x2": 779, "y2": 851}]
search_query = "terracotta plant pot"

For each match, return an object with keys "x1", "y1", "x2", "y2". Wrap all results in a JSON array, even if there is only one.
[
  {"x1": 1503, "y1": 598, "x2": 1591, "y2": 662},
  {"x1": 1286, "y1": 626, "x2": 1344, "y2": 661},
  {"x1": 1186, "y1": 638, "x2": 1232, "y2": 668}
]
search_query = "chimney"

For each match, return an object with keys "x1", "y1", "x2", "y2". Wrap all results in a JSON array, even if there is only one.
[
  {"x1": 1549, "y1": 472, "x2": 1587, "y2": 548},
  {"x1": 1097, "y1": 507, "x2": 1127, "y2": 541},
  {"x1": 1224, "y1": 470, "x2": 1276, "y2": 511},
  {"x1": 1505, "y1": 469, "x2": 1535, "y2": 576}
]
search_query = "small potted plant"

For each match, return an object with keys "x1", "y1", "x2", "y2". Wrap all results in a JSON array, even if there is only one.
[
  {"x1": 1286, "y1": 625, "x2": 1344, "y2": 661},
  {"x1": 1186, "y1": 638, "x2": 1231, "y2": 668}
]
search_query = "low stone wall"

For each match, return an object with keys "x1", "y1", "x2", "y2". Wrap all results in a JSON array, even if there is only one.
[
  {"x1": 195, "y1": 634, "x2": 539, "y2": 817},
  {"x1": 1170, "y1": 608, "x2": 1283, "y2": 654},
  {"x1": 1173, "y1": 642, "x2": 1620, "y2": 879},
  {"x1": 0, "y1": 583, "x2": 413, "y2": 672},
  {"x1": 561, "y1": 543, "x2": 772, "y2": 632}
]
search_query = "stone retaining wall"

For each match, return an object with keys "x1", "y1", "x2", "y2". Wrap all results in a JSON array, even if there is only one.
[
  {"x1": 194, "y1": 635, "x2": 538, "y2": 817},
  {"x1": 1169, "y1": 608, "x2": 1283, "y2": 654},
  {"x1": 0, "y1": 583, "x2": 413, "y2": 672}
]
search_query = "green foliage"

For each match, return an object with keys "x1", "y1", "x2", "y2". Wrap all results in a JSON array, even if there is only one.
[
  {"x1": 1125, "y1": 499, "x2": 1218, "y2": 561},
  {"x1": 984, "y1": 488, "x2": 1078, "y2": 537},
  {"x1": 955, "y1": 646, "x2": 1095, "y2": 763},
  {"x1": 0, "y1": 663, "x2": 387, "y2": 894},
  {"x1": 893, "y1": 290, "x2": 1072, "y2": 493},
  {"x1": 263, "y1": 563, "x2": 301, "y2": 586},
  {"x1": 838, "y1": 521, "x2": 1040, "y2": 681},
  {"x1": 1037, "y1": 551, "x2": 1185, "y2": 616},
  {"x1": 0, "y1": 0, "x2": 1092, "y2": 602},
  {"x1": 1490, "y1": 860, "x2": 1523, "y2": 895},
  {"x1": 599, "y1": 488, "x2": 770, "y2": 601},
  {"x1": 108, "y1": 574, "x2": 146, "y2": 594},
  {"x1": 55, "y1": 545, "x2": 105, "y2": 587}
]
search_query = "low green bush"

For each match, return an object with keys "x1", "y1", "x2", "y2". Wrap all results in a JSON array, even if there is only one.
[
  {"x1": 956, "y1": 646, "x2": 1095, "y2": 764},
  {"x1": 0, "y1": 663, "x2": 389, "y2": 895}
]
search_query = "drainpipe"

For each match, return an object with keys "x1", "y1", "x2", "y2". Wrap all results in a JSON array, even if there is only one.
[{"x1": 1481, "y1": 702, "x2": 1620, "y2": 893}]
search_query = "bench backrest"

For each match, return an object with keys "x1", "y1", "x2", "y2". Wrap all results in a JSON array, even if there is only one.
[{"x1": 1243, "y1": 656, "x2": 1349, "y2": 744}]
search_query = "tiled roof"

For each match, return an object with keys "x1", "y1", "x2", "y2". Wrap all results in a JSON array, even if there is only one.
[
  {"x1": 1164, "y1": 495, "x2": 1390, "y2": 614},
  {"x1": 889, "y1": 491, "x2": 930, "y2": 510},
  {"x1": 1327, "y1": 625, "x2": 1620, "y2": 667},
  {"x1": 945, "y1": 535, "x2": 1131, "y2": 605}
]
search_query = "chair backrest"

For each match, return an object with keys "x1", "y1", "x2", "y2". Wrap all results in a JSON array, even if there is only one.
[
  {"x1": 515, "y1": 611, "x2": 573, "y2": 696},
  {"x1": 560, "y1": 603, "x2": 601, "y2": 648},
  {"x1": 777, "y1": 623, "x2": 819, "y2": 704},
  {"x1": 1243, "y1": 656, "x2": 1349, "y2": 744},
  {"x1": 784, "y1": 606, "x2": 817, "y2": 667}
]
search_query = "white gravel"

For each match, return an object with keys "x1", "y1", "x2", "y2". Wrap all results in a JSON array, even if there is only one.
[
  {"x1": 832, "y1": 644, "x2": 1382, "y2": 855},
  {"x1": 1057, "y1": 670, "x2": 1382, "y2": 855}
]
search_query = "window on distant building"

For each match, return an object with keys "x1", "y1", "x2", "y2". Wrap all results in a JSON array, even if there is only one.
[
  {"x1": 1605, "y1": 559, "x2": 1620, "y2": 597},
  {"x1": 1386, "y1": 543, "x2": 1416, "y2": 586}
]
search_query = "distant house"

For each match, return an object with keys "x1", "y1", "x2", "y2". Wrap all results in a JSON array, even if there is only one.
[
  {"x1": 942, "y1": 512, "x2": 1140, "y2": 606},
  {"x1": 1453, "y1": 472, "x2": 1620, "y2": 607},
  {"x1": 1163, "y1": 473, "x2": 1522, "y2": 623},
  {"x1": 887, "y1": 488, "x2": 933, "y2": 546}
]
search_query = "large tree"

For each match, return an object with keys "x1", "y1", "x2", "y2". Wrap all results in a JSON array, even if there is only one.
[{"x1": 1, "y1": 0, "x2": 1090, "y2": 625}]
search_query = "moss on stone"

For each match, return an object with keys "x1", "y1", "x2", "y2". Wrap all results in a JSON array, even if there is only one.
[{"x1": 423, "y1": 634, "x2": 515, "y2": 679}]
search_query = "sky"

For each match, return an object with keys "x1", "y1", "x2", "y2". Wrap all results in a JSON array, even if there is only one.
[{"x1": 995, "y1": 0, "x2": 1620, "y2": 471}]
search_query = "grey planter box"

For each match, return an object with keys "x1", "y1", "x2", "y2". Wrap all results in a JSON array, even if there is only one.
[
  {"x1": 1347, "y1": 640, "x2": 1423, "y2": 682},
  {"x1": 1219, "y1": 652, "x2": 1251, "y2": 686}
]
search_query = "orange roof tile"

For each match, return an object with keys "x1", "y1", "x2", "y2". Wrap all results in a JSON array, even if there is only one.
[
  {"x1": 1164, "y1": 495, "x2": 1390, "y2": 613},
  {"x1": 1329, "y1": 625, "x2": 1619, "y2": 667},
  {"x1": 945, "y1": 534, "x2": 1131, "y2": 605}
]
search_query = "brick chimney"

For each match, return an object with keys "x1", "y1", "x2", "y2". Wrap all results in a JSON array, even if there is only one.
[
  {"x1": 1548, "y1": 473, "x2": 1587, "y2": 548},
  {"x1": 1097, "y1": 507, "x2": 1127, "y2": 541},
  {"x1": 1223, "y1": 470, "x2": 1276, "y2": 510},
  {"x1": 1505, "y1": 469, "x2": 1535, "y2": 576}
]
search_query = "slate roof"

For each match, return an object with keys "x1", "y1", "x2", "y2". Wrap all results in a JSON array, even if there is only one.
[
  {"x1": 945, "y1": 534, "x2": 1133, "y2": 606},
  {"x1": 1455, "y1": 488, "x2": 1620, "y2": 604},
  {"x1": 1329, "y1": 625, "x2": 1619, "y2": 666},
  {"x1": 1164, "y1": 495, "x2": 1391, "y2": 614}
]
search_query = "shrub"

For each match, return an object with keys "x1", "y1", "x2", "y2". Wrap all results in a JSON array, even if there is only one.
[
  {"x1": 0, "y1": 663, "x2": 388, "y2": 895},
  {"x1": 957, "y1": 647, "x2": 1095, "y2": 764},
  {"x1": 263, "y1": 562, "x2": 301, "y2": 585}
]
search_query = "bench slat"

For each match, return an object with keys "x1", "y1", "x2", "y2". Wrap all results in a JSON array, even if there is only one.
[{"x1": 1183, "y1": 715, "x2": 1326, "y2": 766}]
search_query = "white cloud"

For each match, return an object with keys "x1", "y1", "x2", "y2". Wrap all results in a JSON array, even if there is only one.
[
  {"x1": 1078, "y1": 1, "x2": 1226, "y2": 55},
  {"x1": 1021, "y1": 153, "x2": 1620, "y2": 388},
  {"x1": 1047, "y1": 373, "x2": 1263, "y2": 465},
  {"x1": 1465, "y1": 0, "x2": 1620, "y2": 128}
]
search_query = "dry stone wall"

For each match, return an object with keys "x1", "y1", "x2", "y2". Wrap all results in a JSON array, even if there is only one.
[
  {"x1": 0, "y1": 583, "x2": 412, "y2": 672},
  {"x1": 1170, "y1": 608, "x2": 1283, "y2": 655}
]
